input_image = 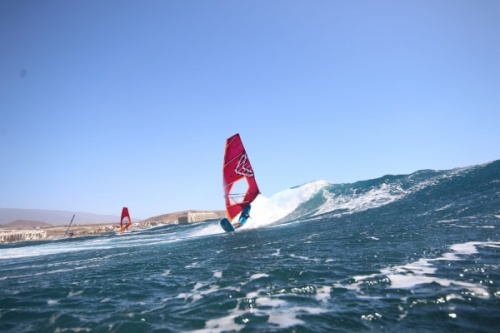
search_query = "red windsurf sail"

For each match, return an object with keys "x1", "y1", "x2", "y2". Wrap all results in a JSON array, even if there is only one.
[
  {"x1": 223, "y1": 133, "x2": 260, "y2": 221},
  {"x1": 120, "y1": 207, "x2": 132, "y2": 232}
]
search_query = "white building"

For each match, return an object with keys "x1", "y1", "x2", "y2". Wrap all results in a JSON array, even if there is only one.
[{"x1": 178, "y1": 212, "x2": 217, "y2": 223}]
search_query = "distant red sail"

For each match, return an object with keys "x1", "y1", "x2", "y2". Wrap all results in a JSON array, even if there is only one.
[
  {"x1": 223, "y1": 133, "x2": 260, "y2": 221},
  {"x1": 120, "y1": 207, "x2": 132, "y2": 232}
]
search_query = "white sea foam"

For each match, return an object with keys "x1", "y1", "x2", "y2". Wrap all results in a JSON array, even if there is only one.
[
  {"x1": 0, "y1": 246, "x2": 83, "y2": 260},
  {"x1": 187, "y1": 223, "x2": 226, "y2": 238},
  {"x1": 192, "y1": 313, "x2": 244, "y2": 333},
  {"x1": 315, "y1": 286, "x2": 331, "y2": 302},
  {"x1": 290, "y1": 254, "x2": 321, "y2": 262},
  {"x1": 0, "y1": 232, "x2": 182, "y2": 260},
  {"x1": 315, "y1": 167, "x2": 474, "y2": 218},
  {"x1": 184, "y1": 262, "x2": 201, "y2": 269},
  {"x1": 249, "y1": 273, "x2": 269, "y2": 280},
  {"x1": 361, "y1": 312, "x2": 382, "y2": 321},
  {"x1": 338, "y1": 241, "x2": 499, "y2": 300},
  {"x1": 449, "y1": 242, "x2": 479, "y2": 255},
  {"x1": 180, "y1": 269, "x2": 332, "y2": 333},
  {"x1": 68, "y1": 290, "x2": 83, "y2": 297},
  {"x1": 191, "y1": 300, "x2": 327, "y2": 333},
  {"x1": 316, "y1": 183, "x2": 407, "y2": 216},
  {"x1": 188, "y1": 180, "x2": 330, "y2": 237},
  {"x1": 248, "y1": 180, "x2": 330, "y2": 227},
  {"x1": 256, "y1": 296, "x2": 287, "y2": 308},
  {"x1": 267, "y1": 312, "x2": 305, "y2": 327},
  {"x1": 437, "y1": 219, "x2": 459, "y2": 224},
  {"x1": 54, "y1": 327, "x2": 91, "y2": 333},
  {"x1": 193, "y1": 282, "x2": 204, "y2": 290},
  {"x1": 177, "y1": 281, "x2": 245, "y2": 305},
  {"x1": 436, "y1": 204, "x2": 454, "y2": 211}
]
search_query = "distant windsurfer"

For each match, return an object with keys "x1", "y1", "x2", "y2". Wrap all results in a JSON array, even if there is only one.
[{"x1": 232, "y1": 204, "x2": 251, "y2": 229}]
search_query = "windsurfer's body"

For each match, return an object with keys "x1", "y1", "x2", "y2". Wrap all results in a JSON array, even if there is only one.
[
  {"x1": 232, "y1": 204, "x2": 251, "y2": 229},
  {"x1": 220, "y1": 134, "x2": 259, "y2": 232},
  {"x1": 120, "y1": 208, "x2": 132, "y2": 233}
]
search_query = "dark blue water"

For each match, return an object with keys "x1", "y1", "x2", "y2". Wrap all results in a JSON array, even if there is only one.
[{"x1": 1, "y1": 160, "x2": 499, "y2": 332}]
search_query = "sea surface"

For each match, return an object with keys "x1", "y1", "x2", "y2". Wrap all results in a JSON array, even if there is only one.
[{"x1": 1, "y1": 160, "x2": 499, "y2": 332}]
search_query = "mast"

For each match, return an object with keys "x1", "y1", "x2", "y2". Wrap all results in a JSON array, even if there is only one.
[{"x1": 63, "y1": 214, "x2": 76, "y2": 237}]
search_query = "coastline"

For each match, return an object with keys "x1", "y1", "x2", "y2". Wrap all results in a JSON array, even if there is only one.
[
  {"x1": 0, "y1": 221, "x2": 165, "y2": 243},
  {"x1": 0, "y1": 210, "x2": 227, "y2": 244}
]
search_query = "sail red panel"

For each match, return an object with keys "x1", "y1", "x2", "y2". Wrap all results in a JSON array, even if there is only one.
[
  {"x1": 120, "y1": 207, "x2": 132, "y2": 232},
  {"x1": 223, "y1": 133, "x2": 260, "y2": 221}
]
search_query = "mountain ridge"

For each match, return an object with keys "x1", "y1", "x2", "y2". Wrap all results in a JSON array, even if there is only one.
[
  {"x1": 0, "y1": 220, "x2": 53, "y2": 228},
  {"x1": 0, "y1": 208, "x2": 121, "y2": 225}
]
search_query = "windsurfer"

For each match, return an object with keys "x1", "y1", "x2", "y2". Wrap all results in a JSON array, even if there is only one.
[
  {"x1": 232, "y1": 204, "x2": 251, "y2": 229},
  {"x1": 221, "y1": 133, "x2": 259, "y2": 232}
]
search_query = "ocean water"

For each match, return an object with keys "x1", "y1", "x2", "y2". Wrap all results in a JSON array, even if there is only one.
[{"x1": 1, "y1": 160, "x2": 499, "y2": 332}]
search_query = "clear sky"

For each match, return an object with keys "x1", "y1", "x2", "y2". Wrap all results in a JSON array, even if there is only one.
[{"x1": 1, "y1": 1, "x2": 499, "y2": 219}]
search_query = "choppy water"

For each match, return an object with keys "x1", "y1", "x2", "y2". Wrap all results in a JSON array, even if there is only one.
[{"x1": 1, "y1": 160, "x2": 499, "y2": 332}]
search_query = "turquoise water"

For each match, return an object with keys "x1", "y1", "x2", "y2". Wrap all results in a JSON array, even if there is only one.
[{"x1": 1, "y1": 161, "x2": 499, "y2": 332}]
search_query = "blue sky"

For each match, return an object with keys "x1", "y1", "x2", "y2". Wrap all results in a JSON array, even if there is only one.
[{"x1": 1, "y1": 1, "x2": 499, "y2": 219}]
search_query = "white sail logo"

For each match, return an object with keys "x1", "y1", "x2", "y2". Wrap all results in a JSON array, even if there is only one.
[{"x1": 235, "y1": 154, "x2": 254, "y2": 177}]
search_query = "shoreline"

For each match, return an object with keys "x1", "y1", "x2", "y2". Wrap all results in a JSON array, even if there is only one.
[
  {"x1": 0, "y1": 221, "x2": 167, "y2": 243},
  {"x1": 0, "y1": 210, "x2": 227, "y2": 244}
]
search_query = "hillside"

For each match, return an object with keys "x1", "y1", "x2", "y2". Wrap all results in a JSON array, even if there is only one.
[
  {"x1": 0, "y1": 208, "x2": 121, "y2": 225},
  {"x1": 0, "y1": 220, "x2": 53, "y2": 228}
]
